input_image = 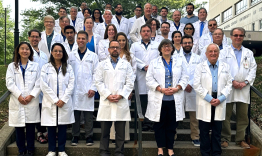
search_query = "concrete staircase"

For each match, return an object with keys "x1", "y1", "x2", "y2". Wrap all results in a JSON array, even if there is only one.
[{"x1": 6, "y1": 100, "x2": 261, "y2": 156}]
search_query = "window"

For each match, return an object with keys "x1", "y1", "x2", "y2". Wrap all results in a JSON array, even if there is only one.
[
  {"x1": 252, "y1": 23, "x2": 255, "y2": 31},
  {"x1": 251, "y1": 0, "x2": 262, "y2": 5},
  {"x1": 260, "y1": 20, "x2": 262, "y2": 29},
  {"x1": 235, "y1": 0, "x2": 247, "y2": 15},
  {"x1": 215, "y1": 15, "x2": 220, "y2": 25},
  {"x1": 223, "y1": 7, "x2": 232, "y2": 22}
]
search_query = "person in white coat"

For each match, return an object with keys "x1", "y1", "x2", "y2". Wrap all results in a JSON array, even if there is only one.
[
  {"x1": 75, "y1": 8, "x2": 92, "y2": 32},
  {"x1": 221, "y1": 27, "x2": 257, "y2": 149},
  {"x1": 54, "y1": 7, "x2": 67, "y2": 33},
  {"x1": 128, "y1": 6, "x2": 142, "y2": 43},
  {"x1": 84, "y1": 17, "x2": 101, "y2": 54},
  {"x1": 170, "y1": 10, "x2": 185, "y2": 37},
  {"x1": 58, "y1": 16, "x2": 71, "y2": 42},
  {"x1": 157, "y1": 7, "x2": 172, "y2": 25},
  {"x1": 183, "y1": 23, "x2": 200, "y2": 55},
  {"x1": 95, "y1": 40, "x2": 134, "y2": 156},
  {"x1": 92, "y1": 9, "x2": 104, "y2": 31},
  {"x1": 6, "y1": 42, "x2": 41, "y2": 156},
  {"x1": 112, "y1": 4, "x2": 129, "y2": 36},
  {"x1": 40, "y1": 43, "x2": 75, "y2": 156},
  {"x1": 145, "y1": 39, "x2": 189, "y2": 156},
  {"x1": 62, "y1": 25, "x2": 78, "y2": 53},
  {"x1": 192, "y1": 8, "x2": 209, "y2": 40},
  {"x1": 77, "y1": 2, "x2": 87, "y2": 20},
  {"x1": 97, "y1": 24, "x2": 117, "y2": 61},
  {"x1": 158, "y1": 22, "x2": 172, "y2": 41},
  {"x1": 38, "y1": 15, "x2": 64, "y2": 58},
  {"x1": 69, "y1": 7, "x2": 82, "y2": 28},
  {"x1": 28, "y1": 29, "x2": 49, "y2": 144},
  {"x1": 146, "y1": 18, "x2": 161, "y2": 42},
  {"x1": 151, "y1": 5, "x2": 161, "y2": 19},
  {"x1": 172, "y1": 31, "x2": 183, "y2": 55},
  {"x1": 130, "y1": 24, "x2": 160, "y2": 131},
  {"x1": 193, "y1": 43, "x2": 232, "y2": 156}
]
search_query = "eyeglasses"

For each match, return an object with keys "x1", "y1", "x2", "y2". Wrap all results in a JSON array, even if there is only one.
[
  {"x1": 182, "y1": 42, "x2": 193, "y2": 45},
  {"x1": 185, "y1": 28, "x2": 193, "y2": 30},
  {"x1": 136, "y1": 9, "x2": 142, "y2": 12},
  {"x1": 109, "y1": 47, "x2": 121, "y2": 50},
  {"x1": 61, "y1": 20, "x2": 69, "y2": 23},
  {"x1": 162, "y1": 45, "x2": 172, "y2": 49},
  {"x1": 94, "y1": 12, "x2": 100, "y2": 14},
  {"x1": 52, "y1": 50, "x2": 63, "y2": 53},
  {"x1": 151, "y1": 24, "x2": 156, "y2": 27},
  {"x1": 116, "y1": 7, "x2": 123, "y2": 9},
  {"x1": 30, "y1": 36, "x2": 40, "y2": 39},
  {"x1": 44, "y1": 21, "x2": 54, "y2": 24},
  {"x1": 232, "y1": 34, "x2": 245, "y2": 38},
  {"x1": 208, "y1": 24, "x2": 217, "y2": 27},
  {"x1": 161, "y1": 27, "x2": 170, "y2": 29}
]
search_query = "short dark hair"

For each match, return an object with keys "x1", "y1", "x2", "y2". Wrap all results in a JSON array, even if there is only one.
[
  {"x1": 160, "y1": 7, "x2": 168, "y2": 12},
  {"x1": 161, "y1": 22, "x2": 170, "y2": 28},
  {"x1": 114, "y1": 3, "x2": 122, "y2": 8},
  {"x1": 134, "y1": 6, "x2": 142, "y2": 11},
  {"x1": 146, "y1": 18, "x2": 160, "y2": 30},
  {"x1": 198, "y1": 8, "x2": 207, "y2": 14},
  {"x1": 230, "y1": 27, "x2": 246, "y2": 36},
  {"x1": 59, "y1": 7, "x2": 67, "y2": 13},
  {"x1": 109, "y1": 40, "x2": 120, "y2": 47},
  {"x1": 82, "y1": 8, "x2": 91, "y2": 15},
  {"x1": 140, "y1": 24, "x2": 152, "y2": 33},
  {"x1": 186, "y1": 3, "x2": 195, "y2": 10},
  {"x1": 64, "y1": 25, "x2": 76, "y2": 34},
  {"x1": 106, "y1": 3, "x2": 112, "y2": 7},
  {"x1": 77, "y1": 30, "x2": 88, "y2": 39},
  {"x1": 184, "y1": 23, "x2": 195, "y2": 36},
  {"x1": 171, "y1": 31, "x2": 182, "y2": 44},
  {"x1": 181, "y1": 34, "x2": 193, "y2": 44},
  {"x1": 28, "y1": 29, "x2": 41, "y2": 37},
  {"x1": 158, "y1": 39, "x2": 174, "y2": 56}
]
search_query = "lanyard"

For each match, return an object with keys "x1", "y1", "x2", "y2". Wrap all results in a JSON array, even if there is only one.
[
  {"x1": 162, "y1": 57, "x2": 172, "y2": 76},
  {"x1": 84, "y1": 24, "x2": 85, "y2": 31}
]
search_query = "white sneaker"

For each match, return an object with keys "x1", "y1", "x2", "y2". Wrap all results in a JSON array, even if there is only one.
[
  {"x1": 58, "y1": 151, "x2": 68, "y2": 156},
  {"x1": 46, "y1": 151, "x2": 56, "y2": 156}
]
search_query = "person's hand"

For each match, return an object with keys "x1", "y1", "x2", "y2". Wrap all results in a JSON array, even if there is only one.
[
  {"x1": 185, "y1": 84, "x2": 192, "y2": 93},
  {"x1": 128, "y1": 93, "x2": 133, "y2": 100},
  {"x1": 238, "y1": 82, "x2": 247, "y2": 90},
  {"x1": 210, "y1": 99, "x2": 220, "y2": 106},
  {"x1": 144, "y1": 65, "x2": 149, "y2": 72},
  {"x1": 114, "y1": 95, "x2": 123, "y2": 101},
  {"x1": 24, "y1": 95, "x2": 34, "y2": 104},
  {"x1": 107, "y1": 95, "x2": 122, "y2": 103},
  {"x1": 18, "y1": 95, "x2": 27, "y2": 105},
  {"x1": 107, "y1": 95, "x2": 115, "y2": 103},
  {"x1": 232, "y1": 80, "x2": 240, "y2": 89},
  {"x1": 87, "y1": 90, "x2": 96, "y2": 98},
  {"x1": 170, "y1": 87, "x2": 179, "y2": 94},
  {"x1": 162, "y1": 88, "x2": 174, "y2": 96},
  {"x1": 56, "y1": 100, "x2": 65, "y2": 108}
]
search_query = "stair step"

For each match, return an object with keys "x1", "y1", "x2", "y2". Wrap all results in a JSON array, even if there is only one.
[{"x1": 7, "y1": 140, "x2": 258, "y2": 156}]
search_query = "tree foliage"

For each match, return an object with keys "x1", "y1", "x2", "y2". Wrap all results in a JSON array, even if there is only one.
[{"x1": 0, "y1": 0, "x2": 14, "y2": 64}]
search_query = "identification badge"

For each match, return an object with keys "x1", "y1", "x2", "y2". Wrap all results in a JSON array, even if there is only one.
[{"x1": 243, "y1": 57, "x2": 249, "y2": 69}]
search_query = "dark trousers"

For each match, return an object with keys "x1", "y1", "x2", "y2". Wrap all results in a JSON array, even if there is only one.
[
  {"x1": 47, "y1": 125, "x2": 67, "y2": 152},
  {"x1": 15, "y1": 123, "x2": 36, "y2": 153},
  {"x1": 140, "y1": 95, "x2": 154, "y2": 129},
  {"x1": 35, "y1": 103, "x2": 47, "y2": 133},
  {"x1": 72, "y1": 110, "x2": 93, "y2": 138},
  {"x1": 199, "y1": 103, "x2": 222, "y2": 156},
  {"x1": 153, "y1": 100, "x2": 177, "y2": 149},
  {"x1": 100, "y1": 121, "x2": 126, "y2": 156}
]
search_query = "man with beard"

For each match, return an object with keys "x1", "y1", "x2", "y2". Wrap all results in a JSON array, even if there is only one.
[
  {"x1": 155, "y1": 22, "x2": 171, "y2": 42},
  {"x1": 152, "y1": 5, "x2": 161, "y2": 19},
  {"x1": 158, "y1": 7, "x2": 172, "y2": 25},
  {"x1": 62, "y1": 25, "x2": 78, "y2": 53},
  {"x1": 95, "y1": 40, "x2": 134, "y2": 156},
  {"x1": 180, "y1": 3, "x2": 198, "y2": 24},
  {"x1": 112, "y1": 4, "x2": 129, "y2": 36},
  {"x1": 193, "y1": 8, "x2": 209, "y2": 39},
  {"x1": 170, "y1": 10, "x2": 185, "y2": 36}
]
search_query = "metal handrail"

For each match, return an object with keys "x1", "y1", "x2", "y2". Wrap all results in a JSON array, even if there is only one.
[{"x1": 0, "y1": 91, "x2": 10, "y2": 104}]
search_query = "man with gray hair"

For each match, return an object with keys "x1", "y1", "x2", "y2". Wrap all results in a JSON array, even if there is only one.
[
  {"x1": 59, "y1": 16, "x2": 71, "y2": 41},
  {"x1": 221, "y1": 27, "x2": 257, "y2": 149},
  {"x1": 152, "y1": 5, "x2": 161, "y2": 19},
  {"x1": 194, "y1": 43, "x2": 232, "y2": 156},
  {"x1": 54, "y1": 7, "x2": 67, "y2": 33},
  {"x1": 95, "y1": 10, "x2": 117, "y2": 38},
  {"x1": 69, "y1": 7, "x2": 82, "y2": 28},
  {"x1": 193, "y1": 8, "x2": 209, "y2": 39},
  {"x1": 77, "y1": 2, "x2": 87, "y2": 19}
]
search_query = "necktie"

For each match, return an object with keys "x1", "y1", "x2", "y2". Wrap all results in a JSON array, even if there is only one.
[{"x1": 200, "y1": 22, "x2": 204, "y2": 37}]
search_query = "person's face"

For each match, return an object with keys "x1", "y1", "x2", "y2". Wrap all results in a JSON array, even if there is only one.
[
  {"x1": 144, "y1": 4, "x2": 152, "y2": 16},
  {"x1": 134, "y1": 7, "x2": 142, "y2": 17},
  {"x1": 172, "y1": 33, "x2": 182, "y2": 44},
  {"x1": 231, "y1": 29, "x2": 245, "y2": 45},
  {"x1": 70, "y1": 8, "x2": 77, "y2": 18},
  {"x1": 206, "y1": 44, "x2": 219, "y2": 64},
  {"x1": 77, "y1": 34, "x2": 88, "y2": 48},
  {"x1": 117, "y1": 35, "x2": 126, "y2": 49},
  {"x1": 198, "y1": 9, "x2": 207, "y2": 20},
  {"x1": 44, "y1": 19, "x2": 55, "y2": 29},
  {"x1": 28, "y1": 32, "x2": 41, "y2": 47},
  {"x1": 80, "y1": 3, "x2": 87, "y2": 10},
  {"x1": 84, "y1": 18, "x2": 94, "y2": 31},
  {"x1": 115, "y1": 5, "x2": 123, "y2": 14},
  {"x1": 65, "y1": 29, "x2": 75, "y2": 42},
  {"x1": 140, "y1": 27, "x2": 151, "y2": 41},
  {"x1": 105, "y1": 4, "x2": 112, "y2": 10},
  {"x1": 94, "y1": 10, "x2": 100, "y2": 19},
  {"x1": 84, "y1": 10, "x2": 91, "y2": 18},
  {"x1": 59, "y1": 18, "x2": 70, "y2": 29},
  {"x1": 186, "y1": 5, "x2": 194, "y2": 15},
  {"x1": 172, "y1": 11, "x2": 181, "y2": 22},
  {"x1": 58, "y1": 9, "x2": 67, "y2": 17},
  {"x1": 151, "y1": 20, "x2": 157, "y2": 32},
  {"x1": 181, "y1": 38, "x2": 193, "y2": 53},
  {"x1": 152, "y1": 6, "x2": 158, "y2": 16},
  {"x1": 160, "y1": 9, "x2": 168, "y2": 17},
  {"x1": 108, "y1": 41, "x2": 121, "y2": 58},
  {"x1": 161, "y1": 23, "x2": 170, "y2": 35},
  {"x1": 161, "y1": 44, "x2": 173, "y2": 56},
  {"x1": 184, "y1": 25, "x2": 194, "y2": 36},
  {"x1": 107, "y1": 26, "x2": 115, "y2": 38},
  {"x1": 212, "y1": 29, "x2": 223, "y2": 44},
  {"x1": 208, "y1": 21, "x2": 217, "y2": 33},
  {"x1": 19, "y1": 44, "x2": 31, "y2": 59},
  {"x1": 103, "y1": 11, "x2": 112, "y2": 21},
  {"x1": 51, "y1": 45, "x2": 63, "y2": 60}
]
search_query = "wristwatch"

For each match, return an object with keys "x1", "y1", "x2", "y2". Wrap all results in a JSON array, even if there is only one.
[{"x1": 244, "y1": 80, "x2": 249, "y2": 85}]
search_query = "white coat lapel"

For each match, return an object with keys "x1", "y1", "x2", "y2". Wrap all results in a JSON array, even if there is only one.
[
  {"x1": 188, "y1": 53, "x2": 195, "y2": 65},
  {"x1": 218, "y1": 62, "x2": 224, "y2": 77},
  {"x1": 52, "y1": 31, "x2": 58, "y2": 42},
  {"x1": 41, "y1": 32, "x2": 48, "y2": 49},
  {"x1": 73, "y1": 50, "x2": 81, "y2": 61},
  {"x1": 106, "y1": 58, "x2": 114, "y2": 71},
  {"x1": 203, "y1": 61, "x2": 211, "y2": 75},
  {"x1": 229, "y1": 47, "x2": 237, "y2": 60},
  {"x1": 82, "y1": 49, "x2": 91, "y2": 61},
  {"x1": 240, "y1": 47, "x2": 246, "y2": 63}
]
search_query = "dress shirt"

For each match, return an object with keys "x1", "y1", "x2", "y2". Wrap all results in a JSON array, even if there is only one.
[
  {"x1": 110, "y1": 56, "x2": 120, "y2": 69},
  {"x1": 174, "y1": 22, "x2": 180, "y2": 30},
  {"x1": 180, "y1": 15, "x2": 198, "y2": 24},
  {"x1": 46, "y1": 31, "x2": 54, "y2": 52},
  {"x1": 184, "y1": 51, "x2": 192, "y2": 63},
  {"x1": 162, "y1": 57, "x2": 174, "y2": 101},
  {"x1": 231, "y1": 44, "x2": 243, "y2": 68},
  {"x1": 78, "y1": 48, "x2": 87, "y2": 60}
]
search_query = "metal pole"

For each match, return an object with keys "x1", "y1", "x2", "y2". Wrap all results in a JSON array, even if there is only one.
[
  {"x1": 4, "y1": 8, "x2": 7, "y2": 65},
  {"x1": 14, "y1": 0, "x2": 19, "y2": 49}
]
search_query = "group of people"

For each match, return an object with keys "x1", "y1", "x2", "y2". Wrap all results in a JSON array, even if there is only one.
[{"x1": 7, "y1": 2, "x2": 257, "y2": 156}]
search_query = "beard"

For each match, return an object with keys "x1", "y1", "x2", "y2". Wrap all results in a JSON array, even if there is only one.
[
  {"x1": 187, "y1": 11, "x2": 193, "y2": 15},
  {"x1": 115, "y1": 11, "x2": 123, "y2": 15},
  {"x1": 111, "y1": 51, "x2": 119, "y2": 58},
  {"x1": 183, "y1": 46, "x2": 192, "y2": 53}
]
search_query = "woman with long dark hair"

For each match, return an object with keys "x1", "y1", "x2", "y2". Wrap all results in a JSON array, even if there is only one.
[
  {"x1": 92, "y1": 9, "x2": 103, "y2": 30},
  {"x1": 183, "y1": 23, "x2": 200, "y2": 54}
]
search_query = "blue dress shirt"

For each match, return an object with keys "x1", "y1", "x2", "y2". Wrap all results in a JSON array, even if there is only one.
[
  {"x1": 180, "y1": 15, "x2": 198, "y2": 24},
  {"x1": 162, "y1": 57, "x2": 174, "y2": 101},
  {"x1": 184, "y1": 51, "x2": 192, "y2": 63},
  {"x1": 204, "y1": 60, "x2": 226, "y2": 103},
  {"x1": 110, "y1": 57, "x2": 120, "y2": 69},
  {"x1": 231, "y1": 44, "x2": 243, "y2": 68}
]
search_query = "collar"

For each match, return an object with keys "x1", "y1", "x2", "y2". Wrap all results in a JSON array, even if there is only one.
[
  {"x1": 141, "y1": 40, "x2": 151, "y2": 45},
  {"x1": 231, "y1": 44, "x2": 243, "y2": 51},
  {"x1": 46, "y1": 30, "x2": 54, "y2": 37},
  {"x1": 207, "y1": 60, "x2": 219, "y2": 67},
  {"x1": 185, "y1": 14, "x2": 196, "y2": 19},
  {"x1": 209, "y1": 32, "x2": 212, "y2": 36},
  {"x1": 110, "y1": 56, "x2": 120, "y2": 63},
  {"x1": 144, "y1": 15, "x2": 151, "y2": 22},
  {"x1": 78, "y1": 47, "x2": 87, "y2": 54},
  {"x1": 135, "y1": 15, "x2": 140, "y2": 19},
  {"x1": 199, "y1": 20, "x2": 207, "y2": 23},
  {"x1": 161, "y1": 18, "x2": 167, "y2": 23},
  {"x1": 174, "y1": 22, "x2": 180, "y2": 27},
  {"x1": 183, "y1": 51, "x2": 192, "y2": 56}
]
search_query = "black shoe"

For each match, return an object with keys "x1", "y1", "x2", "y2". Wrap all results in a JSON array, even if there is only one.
[
  {"x1": 18, "y1": 151, "x2": 26, "y2": 156},
  {"x1": 158, "y1": 154, "x2": 163, "y2": 156},
  {"x1": 86, "y1": 137, "x2": 94, "y2": 146},
  {"x1": 142, "y1": 126, "x2": 150, "y2": 131},
  {"x1": 26, "y1": 151, "x2": 34, "y2": 156},
  {"x1": 71, "y1": 136, "x2": 79, "y2": 146},
  {"x1": 112, "y1": 140, "x2": 116, "y2": 145}
]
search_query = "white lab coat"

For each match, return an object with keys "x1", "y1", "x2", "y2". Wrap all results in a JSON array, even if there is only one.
[
  {"x1": 91, "y1": 33, "x2": 102, "y2": 54},
  {"x1": 198, "y1": 33, "x2": 228, "y2": 52},
  {"x1": 38, "y1": 31, "x2": 64, "y2": 58},
  {"x1": 154, "y1": 35, "x2": 164, "y2": 43},
  {"x1": 94, "y1": 21, "x2": 118, "y2": 38},
  {"x1": 94, "y1": 58, "x2": 134, "y2": 121},
  {"x1": 33, "y1": 48, "x2": 48, "y2": 103},
  {"x1": 112, "y1": 15, "x2": 129, "y2": 36},
  {"x1": 174, "y1": 46, "x2": 183, "y2": 55},
  {"x1": 6, "y1": 61, "x2": 41, "y2": 127},
  {"x1": 192, "y1": 38, "x2": 200, "y2": 55},
  {"x1": 176, "y1": 51, "x2": 201, "y2": 111},
  {"x1": 68, "y1": 15, "x2": 82, "y2": 28},
  {"x1": 62, "y1": 40, "x2": 78, "y2": 54},
  {"x1": 145, "y1": 56, "x2": 189, "y2": 122},
  {"x1": 68, "y1": 49, "x2": 99, "y2": 111},
  {"x1": 54, "y1": 19, "x2": 61, "y2": 33},
  {"x1": 200, "y1": 44, "x2": 228, "y2": 62},
  {"x1": 170, "y1": 22, "x2": 185, "y2": 37},
  {"x1": 130, "y1": 41, "x2": 160, "y2": 94},
  {"x1": 193, "y1": 61, "x2": 233, "y2": 122},
  {"x1": 40, "y1": 63, "x2": 75, "y2": 126},
  {"x1": 223, "y1": 46, "x2": 257, "y2": 104},
  {"x1": 193, "y1": 20, "x2": 209, "y2": 40},
  {"x1": 77, "y1": 11, "x2": 84, "y2": 20},
  {"x1": 97, "y1": 38, "x2": 110, "y2": 61}
]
